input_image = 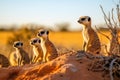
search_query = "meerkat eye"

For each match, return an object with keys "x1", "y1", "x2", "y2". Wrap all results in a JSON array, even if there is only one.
[
  {"x1": 33, "y1": 40, "x2": 37, "y2": 43},
  {"x1": 81, "y1": 18, "x2": 85, "y2": 21},
  {"x1": 16, "y1": 43, "x2": 19, "y2": 46},
  {"x1": 41, "y1": 31, "x2": 45, "y2": 34},
  {"x1": 46, "y1": 31, "x2": 49, "y2": 34}
]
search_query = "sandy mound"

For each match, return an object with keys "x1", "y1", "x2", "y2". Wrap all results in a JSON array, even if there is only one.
[{"x1": 0, "y1": 51, "x2": 109, "y2": 80}]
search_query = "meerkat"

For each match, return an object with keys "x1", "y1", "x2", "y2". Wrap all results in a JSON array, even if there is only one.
[
  {"x1": 9, "y1": 41, "x2": 30, "y2": 66},
  {"x1": 0, "y1": 54, "x2": 10, "y2": 67},
  {"x1": 78, "y1": 16, "x2": 101, "y2": 55},
  {"x1": 37, "y1": 29, "x2": 58, "y2": 62},
  {"x1": 30, "y1": 38, "x2": 43, "y2": 63}
]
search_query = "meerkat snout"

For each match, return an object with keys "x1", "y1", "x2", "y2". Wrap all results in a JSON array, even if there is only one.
[
  {"x1": 13, "y1": 41, "x2": 23, "y2": 48},
  {"x1": 78, "y1": 16, "x2": 91, "y2": 24},
  {"x1": 37, "y1": 29, "x2": 49, "y2": 37},
  {"x1": 30, "y1": 38, "x2": 41, "y2": 45}
]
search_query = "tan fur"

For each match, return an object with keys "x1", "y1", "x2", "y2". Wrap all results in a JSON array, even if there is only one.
[
  {"x1": 30, "y1": 38, "x2": 43, "y2": 63},
  {"x1": 0, "y1": 54, "x2": 10, "y2": 67},
  {"x1": 37, "y1": 29, "x2": 58, "y2": 62},
  {"x1": 9, "y1": 51, "x2": 18, "y2": 66},
  {"x1": 78, "y1": 16, "x2": 101, "y2": 54},
  {"x1": 9, "y1": 41, "x2": 30, "y2": 66}
]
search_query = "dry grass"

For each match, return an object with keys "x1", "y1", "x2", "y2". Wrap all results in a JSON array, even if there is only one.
[
  {"x1": 0, "y1": 31, "x2": 13, "y2": 45},
  {"x1": 49, "y1": 31, "x2": 83, "y2": 49}
]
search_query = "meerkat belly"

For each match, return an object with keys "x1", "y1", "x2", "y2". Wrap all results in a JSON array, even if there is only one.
[
  {"x1": 41, "y1": 42, "x2": 47, "y2": 56},
  {"x1": 16, "y1": 51, "x2": 21, "y2": 59},
  {"x1": 13, "y1": 53, "x2": 17, "y2": 61},
  {"x1": 33, "y1": 47, "x2": 39, "y2": 56},
  {"x1": 82, "y1": 30, "x2": 89, "y2": 43}
]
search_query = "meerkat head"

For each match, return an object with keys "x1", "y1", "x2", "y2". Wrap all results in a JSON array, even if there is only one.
[
  {"x1": 13, "y1": 41, "x2": 23, "y2": 49},
  {"x1": 78, "y1": 16, "x2": 91, "y2": 27},
  {"x1": 37, "y1": 29, "x2": 49, "y2": 40},
  {"x1": 30, "y1": 38, "x2": 41, "y2": 46}
]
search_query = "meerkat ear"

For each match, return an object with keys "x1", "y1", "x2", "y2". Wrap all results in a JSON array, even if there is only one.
[
  {"x1": 47, "y1": 31, "x2": 49, "y2": 34},
  {"x1": 20, "y1": 42, "x2": 23, "y2": 46},
  {"x1": 38, "y1": 39, "x2": 41, "y2": 43},
  {"x1": 88, "y1": 17, "x2": 91, "y2": 21}
]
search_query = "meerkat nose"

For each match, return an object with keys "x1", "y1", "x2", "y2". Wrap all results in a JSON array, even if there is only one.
[
  {"x1": 30, "y1": 42, "x2": 34, "y2": 45},
  {"x1": 13, "y1": 45, "x2": 16, "y2": 47},
  {"x1": 78, "y1": 20, "x2": 81, "y2": 23},
  {"x1": 37, "y1": 33, "x2": 41, "y2": 37}
]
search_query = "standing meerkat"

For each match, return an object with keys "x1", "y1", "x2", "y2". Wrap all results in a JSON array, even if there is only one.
[
  {"x1": 37, "y1": 29, "x2": 58, "y2": 62},
  {"x1": 30, "y1": 38, "x2": 43, "y2": 63},
  {"x1": 0, "y1": 54, "x2": 10, "y2": 67},
  {"x1": 9, "y1": 41, "x2": 30, "y2": 66},
  {"x1": 78, "y1": 16, "x2": 101, "y2": 54}
]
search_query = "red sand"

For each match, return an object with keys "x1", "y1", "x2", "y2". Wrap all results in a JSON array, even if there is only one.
[{"x1": 0, "y1": 52, "x2": 109, "y2": 80}]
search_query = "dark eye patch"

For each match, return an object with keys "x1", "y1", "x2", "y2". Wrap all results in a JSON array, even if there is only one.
[
  {"x1": 16, "y1": 43, "x2": 19, "y2": 46},
  {"x1": 33, "y1": 40, "x2": 37, "y2": 43},
  {"x1": 41, "y1": 31, "x2": 45, "y2": 34},
  {"x1": 81, "y1": 18, "x2": 85, "y2": 21}
]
